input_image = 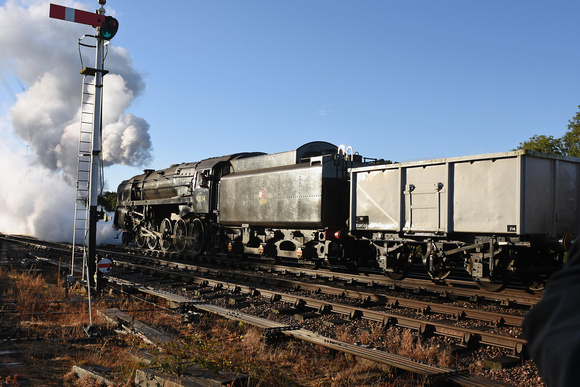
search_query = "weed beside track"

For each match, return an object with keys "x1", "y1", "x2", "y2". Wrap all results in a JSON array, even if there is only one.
[{"x1": 0, "y1": 252, "x2": 431, "y2": 386}]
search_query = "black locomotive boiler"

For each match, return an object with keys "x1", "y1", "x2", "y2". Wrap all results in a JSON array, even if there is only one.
[{"x1": 113, "y1": 142, "x2": 364, "y2": 266}]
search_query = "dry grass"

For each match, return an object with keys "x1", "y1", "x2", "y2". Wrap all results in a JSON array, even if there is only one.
[
  {"x1": 335, "y1": 323, "x2": 452, "y2": 369},
  {"x1": 143, "y1": 316, "x2": 428, "y2": 386},
  {"x1": 0, "y1": 263, "x2": 451, "y2": 386},
  {"x1": 0, "y1": 266, "x2": 139, "y2": 386}
]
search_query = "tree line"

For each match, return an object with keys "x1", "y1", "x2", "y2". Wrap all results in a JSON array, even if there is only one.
[{"x1": 516, "y1": 106, "x2": 580, "y2": 156}]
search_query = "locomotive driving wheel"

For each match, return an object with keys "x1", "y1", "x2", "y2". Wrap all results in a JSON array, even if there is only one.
[
  {"x1": 189, "y1": 218, "x2": 205, "y2": 256},
  {"x1": 159, "y1": 218, "x2": 173, "y2": 251},
  {"x1": 173, "y1": 218, "x2": 189, "y2": 253},
  {"x1": 135, "y1": 229, "x2": 146, "y2": 248},
  {"x1": 146, "y1": 231, "x2": 158, "y2": 251},
  {"x1": 121, "y1": 232, "x2": 130, "y2": 246}
]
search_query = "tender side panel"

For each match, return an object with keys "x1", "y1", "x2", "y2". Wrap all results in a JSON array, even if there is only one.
[
  {"x1": 231, "y1": 151, "x2": 296, "y2": 173},
  {"x1": 453, "y1": 157, "x2": 518, "y2": 233},
  {"x1": 219, "y1": 164, "x2": 324, "y2": 228}
]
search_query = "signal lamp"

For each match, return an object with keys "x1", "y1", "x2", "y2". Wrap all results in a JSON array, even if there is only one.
[{"x1": 99, "y1": 16, "x2": 118, "y2": 40}]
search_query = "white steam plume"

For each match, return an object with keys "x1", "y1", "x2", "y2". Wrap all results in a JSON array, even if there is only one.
[{"x1": 0, "y1": 0, "x2": 152, "y2": 242}]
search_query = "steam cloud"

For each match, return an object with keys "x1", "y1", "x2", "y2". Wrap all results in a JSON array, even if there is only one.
[{"x1": 0, "y1": 0, "x2": 152, "y2": 242}]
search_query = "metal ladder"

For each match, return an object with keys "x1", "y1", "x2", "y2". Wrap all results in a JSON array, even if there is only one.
[{"x1": 70, "y1": 70, "x2": 96, "y2": 277}]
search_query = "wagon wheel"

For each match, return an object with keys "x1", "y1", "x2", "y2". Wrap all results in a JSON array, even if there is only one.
[
  {"x1": 516, "y1": 249, "x2": 562, "y2": 293},
  {"x1": 472, "y1": 277, "x2": 509, "y2": 292},
  {"x1": 173, "y1": 218, "x2": 189, "y2": 253},
  {"x1": 518, "y1": 273, "x2": 546, "y2": 293},
  {"x1": 384, "y1": 246, "x2": 413, "y2": 281},
  {"x1": 427, "y1": 267, "x2": 451, "y2": 281},
  {"x1": 467, "y1": 253, "x2": 514, "y2": 292},
  {"x1": 422, "y1": 243, "x2": 451, "y2": 281},
  {"x1": 159, "y1": 218, "x2": 173, "y2": 251},
  {"x1": 190, "y1": 218, "x2": 206, "y2": 256}
]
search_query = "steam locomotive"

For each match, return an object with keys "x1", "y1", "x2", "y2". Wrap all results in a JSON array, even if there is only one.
[{"x1": 113, "y1": 142, "x2": 580, "y2": 291}]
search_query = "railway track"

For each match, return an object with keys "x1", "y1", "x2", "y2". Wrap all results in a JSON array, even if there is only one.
[
  {"x1": 1, "y1": 234, "x2": 541, "y2": 385},
  {"x1": 110, "y1": 253, "x2": 528, "y2": 353},
  {"x1": 2, "y1": 233, "x2": 543, "y2": 306},
  {"x1": 110, "y1": 242, "x2": 543, "y2": 306},
  {"x1": 103, "y1": 272, "x2": 513, "y2": 387}
]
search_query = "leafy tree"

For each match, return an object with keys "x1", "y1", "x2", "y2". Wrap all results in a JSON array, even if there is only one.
[
  {"x1": 516, "y1": 134, "x2": 566, "y2": 155},
  {"x1": 98, "y1": 191, "x2": 117, "y2": 212},
  {"x1": 562, "y1": 108, "x2": 580, "y2": 157},
  {"x1": 517, "y1": 105, "x2": 580, "y2": 156}
]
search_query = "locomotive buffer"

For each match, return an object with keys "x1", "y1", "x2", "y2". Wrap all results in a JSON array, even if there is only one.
[{"x1": 49, "y1": 1, "x2": 118, "y2": 301}]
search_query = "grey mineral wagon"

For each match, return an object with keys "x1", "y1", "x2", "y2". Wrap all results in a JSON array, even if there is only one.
[{"x1": 349, "y1": 150, "x2": 580, "y2": 291}]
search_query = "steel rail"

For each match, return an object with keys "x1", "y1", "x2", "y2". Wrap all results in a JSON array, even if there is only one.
[
  {"x1": 108, "y1": 277, "x2": 513, "y2": 387},
  {"x1": 113, "y1": 260, "x2": 527, "y2": 354},
  {"x1": 0, "y1": 234, "x2": 541, "y2": 307},
  {"x1": 109, "y1": 246, "x2": 543, "y2": 307},
  {"x1": 113, "y1": 256, "x2": 526, "y2": 327}
]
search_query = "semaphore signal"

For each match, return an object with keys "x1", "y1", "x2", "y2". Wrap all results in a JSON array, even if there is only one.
[
  {"x1": 49, "y1": 4, "x2": 105, "y2": 27},
  {"x1": 48, "y1": 0, "x2": 119, "y2": 335},
  {"x1": 49, "y1": 2, "x2": 119, "y2": 39}
]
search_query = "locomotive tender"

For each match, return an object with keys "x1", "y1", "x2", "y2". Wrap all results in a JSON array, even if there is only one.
[{"x1": 114, "y1": 142, "x2": 580, "y2": 291}]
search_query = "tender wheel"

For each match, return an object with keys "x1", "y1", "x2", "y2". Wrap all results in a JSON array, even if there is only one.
[
  {"x1": 190, "y1": 218, "x2": 205, "y2": 256},
  {"x1": 159, "y1": 218, "x2": 173, "y2": 251},
  {"x1": 173, "y1": 218, "x2": 189, "y2": 253}
]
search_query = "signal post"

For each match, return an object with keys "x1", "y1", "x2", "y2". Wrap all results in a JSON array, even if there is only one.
[{"x1": 49, "y1": 1, "x2": 118, "y2": 297}]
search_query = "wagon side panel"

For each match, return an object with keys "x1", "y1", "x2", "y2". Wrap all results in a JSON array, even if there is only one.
[
  {"x1": 452, "y1": 157, "x2": 519, "y2": 234},
  {"x1": 352, "y1": 168, "x2": 401, "y2": 231}
]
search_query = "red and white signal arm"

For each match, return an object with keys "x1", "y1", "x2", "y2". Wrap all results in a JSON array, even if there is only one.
[
  {"x1": 49, "y1": 3, "x2": 105, "y2": 27},
  {"x1": 97, "y1": 257, "x2": 113, "y2": 274}
]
